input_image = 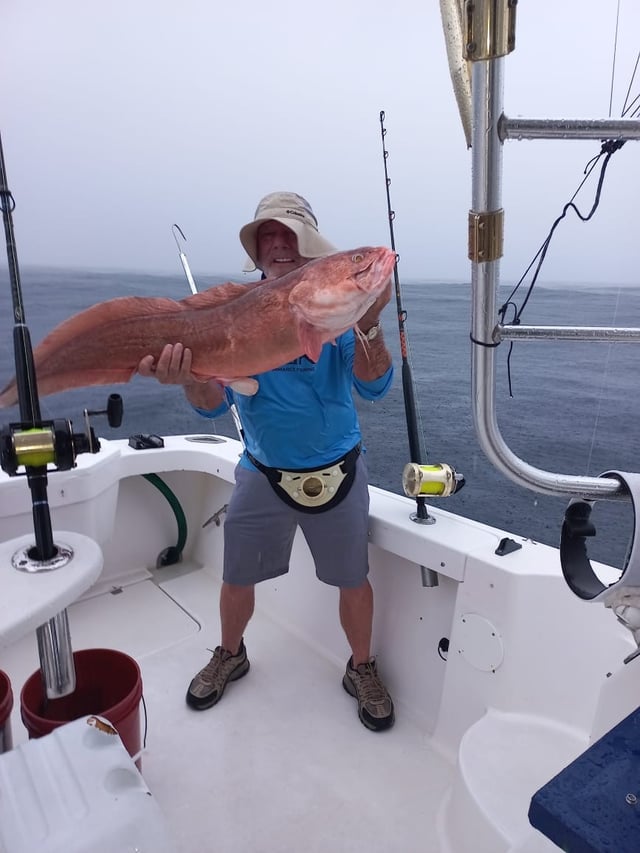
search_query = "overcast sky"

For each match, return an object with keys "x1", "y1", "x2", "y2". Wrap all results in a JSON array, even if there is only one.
[{"x1": 2, "y1": 0, "x2": 638, "y2": 285}]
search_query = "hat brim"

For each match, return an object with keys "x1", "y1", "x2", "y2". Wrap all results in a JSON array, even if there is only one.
[{"x1": 239, "y1": 216, "x2": 336, "y2": 273}]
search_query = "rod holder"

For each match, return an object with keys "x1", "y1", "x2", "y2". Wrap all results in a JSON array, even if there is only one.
[
  {"x1": 420, "y1": 566, "x2": 440, "y2": 587},
  {"x1": 36, "y1": 610, "x2": 76, "y2": 699}
]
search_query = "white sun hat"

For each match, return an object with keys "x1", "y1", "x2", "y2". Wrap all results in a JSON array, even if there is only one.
[{"x1": 239, "y1": 191, "x2": 337, "y2": 272}]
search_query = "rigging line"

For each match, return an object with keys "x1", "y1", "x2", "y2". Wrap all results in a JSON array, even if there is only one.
[
  {"x1": 500, "y1": 5, "x2": 636, "y2": 400},
  {"x1": 503, "y1": 4, "x2": 637, "y2": 320},
  {"x1": 623, "y1": 91, "x2": 640, "y2": 118},
  {"x1": 502, "y1": 141, "x2": 624, "y2": 320},
  {"x1": 620, "y1": 49, "x2": 640, "y2": 116},
  {"x1": 500, "y1": 149, "x2": 605, "y2": 316},
  {"x1": 608, "y1": 0, "x2": 622, "y2": 117},
  {"x1": 501, "y1": 142, "x2": 623, "y2": 396}
]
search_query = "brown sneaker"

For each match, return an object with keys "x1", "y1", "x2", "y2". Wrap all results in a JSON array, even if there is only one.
[
  {"x1": 186, "y1": 639, "x2": 250, "y2": 710},
  {"x1": 342, "y1": 656, "x2": 395, "y2": 731}
]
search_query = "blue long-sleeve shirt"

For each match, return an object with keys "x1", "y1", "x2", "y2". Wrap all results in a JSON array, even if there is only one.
[{"x1": 193, "y1": 329, "x2": 393, "y2": 470}]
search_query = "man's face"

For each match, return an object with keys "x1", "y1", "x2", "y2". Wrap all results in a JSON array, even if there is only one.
[{"x1": 256, "y1": 220, "x2": 306, "y2": 278}]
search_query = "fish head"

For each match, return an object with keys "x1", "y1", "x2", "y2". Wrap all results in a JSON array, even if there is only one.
[{"x1": 288, "y1": 247, "x2": 396, "y2": 334}]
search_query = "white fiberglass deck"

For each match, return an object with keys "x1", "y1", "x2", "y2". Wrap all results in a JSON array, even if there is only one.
[
  {"x1": 2, "y1": 435, "x2": 638, "y2": 852},
  {"x1": 2, "y1": 565, "x2": 454, "y2": 853}
]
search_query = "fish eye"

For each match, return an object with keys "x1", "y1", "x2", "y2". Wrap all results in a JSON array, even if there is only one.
[{"x1": 351, "y1": 253, "x2": 364, "y2": 263}]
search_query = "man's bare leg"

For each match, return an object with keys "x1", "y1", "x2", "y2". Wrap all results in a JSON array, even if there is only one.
[
  {"x1": 339, "y1": 579, "x2": 373, "y2": 665},
  {"x1": 220, "y1": 581, "x2": 255, "y2": 654}
]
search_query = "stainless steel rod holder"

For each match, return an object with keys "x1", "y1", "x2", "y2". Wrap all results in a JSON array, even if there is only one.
[{"x1": 36, "y1": 610, "x2": 76, "y2": 699}]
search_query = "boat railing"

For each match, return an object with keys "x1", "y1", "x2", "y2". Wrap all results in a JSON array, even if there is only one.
[{"x1": 463, "y1": 2, "x2": 640, "y2": 502}]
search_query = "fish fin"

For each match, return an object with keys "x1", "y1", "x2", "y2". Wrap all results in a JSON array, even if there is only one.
[
  {"x1": 297, "y1": 320, "x2": 324, "y2": 363},
  {"x1": 222, "y1": 377, "x2": 259, "y2": 396},
  {"x1": 179, "y1": 283, "x2": 253, "y2": 310}
]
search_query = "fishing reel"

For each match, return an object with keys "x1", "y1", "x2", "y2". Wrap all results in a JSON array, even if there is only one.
[
  {"x1": 0, "y1": 393, "x2": 123, "y2": 477},
  {"x1": 402, "y1": 462, "x2": 465, "y2": 498}
]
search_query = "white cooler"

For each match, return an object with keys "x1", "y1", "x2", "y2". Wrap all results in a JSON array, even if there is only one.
[{"x1": 0, "y1": 715, "x2": 176, "y2": 853}]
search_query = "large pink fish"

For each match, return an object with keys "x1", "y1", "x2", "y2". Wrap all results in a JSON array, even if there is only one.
[{"x1": 0, "y1": 247, "x2": 395, "y2": 407}]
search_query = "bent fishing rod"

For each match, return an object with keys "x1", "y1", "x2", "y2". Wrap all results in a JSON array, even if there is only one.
[{"x1": 378, "y1": 111, "x2": 464, "y2": 520}]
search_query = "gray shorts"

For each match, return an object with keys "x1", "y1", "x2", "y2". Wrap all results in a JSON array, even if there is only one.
[{"x1": 223, "y1": 455, "x2": 370, "y2": 588}]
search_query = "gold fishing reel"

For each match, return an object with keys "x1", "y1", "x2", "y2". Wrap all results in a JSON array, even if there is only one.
[
  {"x1": 0, "y1": 394, "x2": 122, "y2": 476},
  {"x1": 5, "y1": 425, "x2": 61, "y2": 469},
  {"x1": 402, "y1": 462, "x2": 464, "y2": 499},
  {"x1": 0, "y1": 419, "x2": 98, "y2": 475}
]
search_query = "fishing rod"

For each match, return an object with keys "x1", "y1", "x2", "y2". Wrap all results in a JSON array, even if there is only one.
[
  {"x1": 0, "y1": 134, "x2": 102, "y2": 528},
  {"x1": 0, "y1": 133, "x2": 55, "y2": 559},
  {"x1": 0, "y1": 133, "x2": 68, "y2": 560},
  {"x1": 0, "y1": 130, "x2": 107, "y2": 700},
  {"x1": 171, "y1": 224, "x2": 245, "y2": 444},
  {"x1": 378, "y1": 111, "x2": 464, "y2": 523}
]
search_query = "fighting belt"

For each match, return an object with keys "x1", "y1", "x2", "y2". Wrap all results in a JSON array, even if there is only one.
[{"x1": 245, "y1": 443, "x2": 361, "y2": 514}]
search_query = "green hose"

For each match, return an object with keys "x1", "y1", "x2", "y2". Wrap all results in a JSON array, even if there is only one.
[{"x1": 142, "y1": 473, "x2": 188, "y2": 567}]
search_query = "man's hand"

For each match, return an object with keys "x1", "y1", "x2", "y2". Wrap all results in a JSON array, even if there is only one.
[
  {"x1": 353, "y1": 277, "x2": 393, "y2": 382},
  {"x1": 357, "y1": 276, "x2": 392, "y2": 331},
  {"x1": 137, "y1": 343, "x2": 225, "y2": 410},
  {"x1": 137, "y1": 343, "x2": 198, "y2": 386}
]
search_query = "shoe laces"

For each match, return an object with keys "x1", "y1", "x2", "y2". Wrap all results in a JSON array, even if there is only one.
[
  {"x1": 199, "y1": 646, "x2": 234, "y2": 685},
  {"x1": 353, "y1": 660, "x2": 389, "y2": 705}
]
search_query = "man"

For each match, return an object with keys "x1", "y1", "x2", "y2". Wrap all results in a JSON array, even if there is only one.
[{"x1": 138, "y1": 191, "x2": 395, "y2": 731}]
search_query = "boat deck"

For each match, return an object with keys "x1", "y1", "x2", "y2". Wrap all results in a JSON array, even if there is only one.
[{"x1": 2, "y1": 565, "x2": 454, "y2": 853}]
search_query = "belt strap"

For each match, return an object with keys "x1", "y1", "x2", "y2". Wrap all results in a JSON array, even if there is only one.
[{"x1": 246, "y1": 443, "x2": 361, "y2": 478}]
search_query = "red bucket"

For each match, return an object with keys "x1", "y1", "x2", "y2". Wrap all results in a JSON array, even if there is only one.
[
  {"x1": 0, "y1": 669, "x2": 13, "y2": 753},
  {"x1": 20, "y1": 649, "x2": 143, "y2": 767}
]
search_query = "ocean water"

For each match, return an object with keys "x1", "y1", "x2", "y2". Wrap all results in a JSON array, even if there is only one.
[{"x1": 1, "y1": 265, "x2": 639, "y2": 568}]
